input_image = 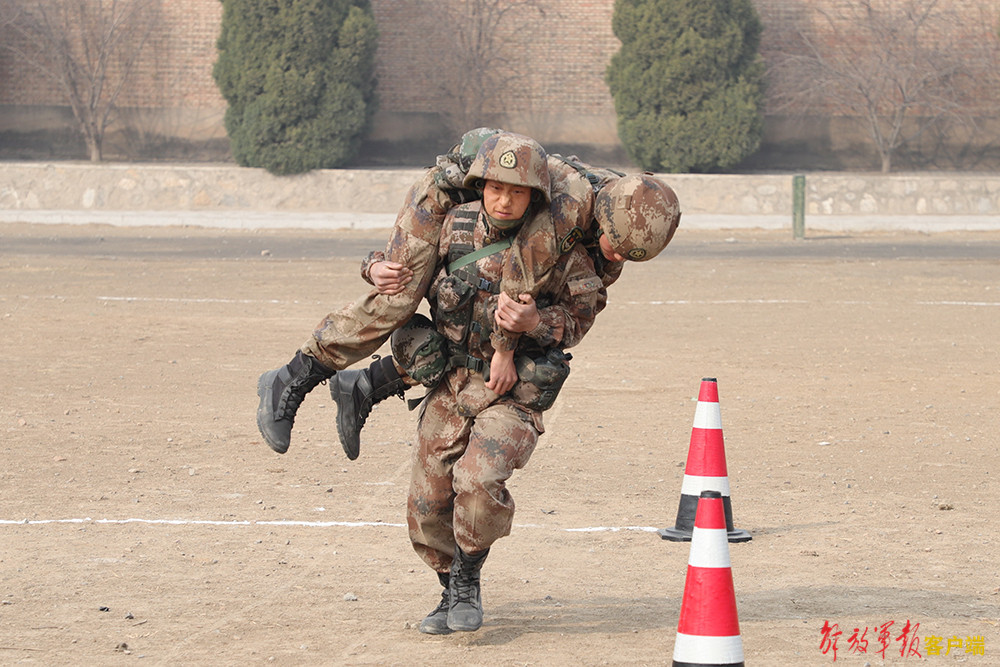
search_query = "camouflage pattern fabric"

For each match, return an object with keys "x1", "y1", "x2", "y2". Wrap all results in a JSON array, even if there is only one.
[
  {"x1": 387, "y1": 200, "x2": 605, "y2": 389},
  {"x1": 333, "y1": 147, "x2": 622, "y2": 374},
  {"x1": 302, "y1": 167, "x2": 455, "y2": 369},
  {"x1": 463, "y1": 132, "x2": 551, "y2": 203},
  {"x1": 509, "y1": 348, "x2": 572, "y2": 412},
  {"x1": 593, "y1": 173, "x2": 681, "y2": 262},
  {"x1": 390, "y1": 314, "x2": 448, "y2": 388},
  {"x1": 506, "y1": 154, "x2": 623, "y2": 295},
  {"x1": 304, "y1": 139, "x2": 637, "y2": 373},
  {"x1": 404, "y1": 200, "x2": 603, "y2": 570},
  {"x1": 408, "y1": 377, "x2": 541, "y2": 572},
  {"x1": 426, "y1": 202, "x2": 602, "y2": 379}
]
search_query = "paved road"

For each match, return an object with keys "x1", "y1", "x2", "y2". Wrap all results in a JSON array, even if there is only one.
[{"x1": 3, "y1": 225, "x2": 1000, "y2": 261}]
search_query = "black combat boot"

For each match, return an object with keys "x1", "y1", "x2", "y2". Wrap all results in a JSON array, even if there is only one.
[
  {"x1": 256, "y1": 351, "x2": 335, "y2": 454},
  {"x1": 447, "y1": 545, "x2": 489, "y2": 632},
  {"x1": 329, "y1": 355, "x2": 408, "y2": 461},
  {"x1": 418, "y1": 572, "x2": 453, "y2": 635}
]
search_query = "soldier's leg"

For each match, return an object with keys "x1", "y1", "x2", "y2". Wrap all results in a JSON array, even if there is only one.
[
  {"x1": 330, "y1": 314, "x2": 447, "y2": 460},
  {"x1": 257, "y1": 225, "x2": 438, "y2": 454},
  {"x1": 452, "y1": 402, "x2": 540, "y2": 550},
  {"x1": 447, "y1": 402, "x2": 541, "y2": 632},
  {"x1": 406, "y1": 381, "x2": 473, "y2": 633},
  {"x1": 304, "y1": 226, "x2": 439, "y2": 370},
  {"x1": 407, "y1": 380, "x2": 471, "y2": 571}
]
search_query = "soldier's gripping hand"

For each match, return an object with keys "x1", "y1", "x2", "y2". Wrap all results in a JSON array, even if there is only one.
[
  {"x1": 486, "y1": 348, "x2": 518, "y2": 396},
  {"x1": 370, "y1": 261, "x2": 414, "y2": 295},
  {"x1": 495, "y1": 292, "x2": 541, "y2": 333}
]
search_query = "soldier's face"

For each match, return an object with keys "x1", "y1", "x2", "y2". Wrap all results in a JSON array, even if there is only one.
[{"x1": 483, "y1": 179, "x2": 532, "y2": 223}]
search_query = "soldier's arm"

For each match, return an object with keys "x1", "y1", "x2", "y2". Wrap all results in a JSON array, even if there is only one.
[
  {"x1": 355, "y1": 168, "x2": 456, "y2": 299},
  {"x1": 359, "y1": 250, "x2": 385, "y2": 285},
  {"x1": 525, "y1": 244, "x2": 604, "y2": 349}
]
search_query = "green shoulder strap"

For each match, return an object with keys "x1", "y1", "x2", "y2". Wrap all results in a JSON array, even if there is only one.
[{"x1": 447, "y1": 237, "x2": 512, "y2": 274}]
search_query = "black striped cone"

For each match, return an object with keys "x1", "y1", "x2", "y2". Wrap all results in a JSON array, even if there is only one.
[
  {"x1": 672, "y1": 490, "x2": 745, "y2": 667},
  {"x1": 659, "y1": 378, "x2": 751, "y2": 543}
]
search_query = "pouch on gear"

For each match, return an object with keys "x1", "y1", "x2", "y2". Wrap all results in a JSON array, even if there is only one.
[
  {"x1": 510, "y1": 349, "x2": 573, "y2": 412},
  {"x1": 391, "y1": 314, "x2": 448, "y2": 388},
  {"x1": 430, "y1": 272, "x2": 477, "y2": 344}
]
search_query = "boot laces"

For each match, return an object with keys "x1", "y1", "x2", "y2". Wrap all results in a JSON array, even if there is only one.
[
  {"x1": 453, "y1": 568, "x2": 479, "y2": 603},
  {"x1": 356, "y1": 355, "x2": 404, "y2": 426},
  {"x1": 281, "y1": 376, "x2": 327, "y2": 421},
  {"x1": 430, "y1": 587, "x2": 450, "y2": 615}
]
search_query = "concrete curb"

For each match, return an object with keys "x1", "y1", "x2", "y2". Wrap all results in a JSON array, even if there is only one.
[{"x1": 3, "y1": 210, "x2": 1000, "y2": 232}]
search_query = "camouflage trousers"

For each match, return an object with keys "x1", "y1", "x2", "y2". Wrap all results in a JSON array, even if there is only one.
[
  {"x1": 408, "y1": 376, "x2": 541, "y2": 572},
  {"x1": 301, "y1": 226, "x2": 438, "y2": 370}
]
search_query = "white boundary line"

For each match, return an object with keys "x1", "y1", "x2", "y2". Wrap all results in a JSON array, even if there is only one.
[
  {"x1": 917, "y1": 300, "x2": 1000, "y2": 307},
  {"x1": 98, "y1": 296, "x2": 286, "y2": 304},
  {"x1": 0, "y1": 517, "x2": 660, "y2": 533}
]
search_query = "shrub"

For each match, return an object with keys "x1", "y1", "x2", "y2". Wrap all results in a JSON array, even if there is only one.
[
  {"x1": 606, "y1": 0, "x2": 766, "y2": 172},
  {"x1": 214, "y1": 0, "x2": 378, "y2": 174}
]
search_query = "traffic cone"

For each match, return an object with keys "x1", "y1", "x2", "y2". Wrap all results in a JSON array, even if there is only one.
[
  {"x1": 659, "y1": 378, "x2": 751, "y2": 543},
  {"x1": 672, "y1": 490, "x2": 745, "y2": 667}
]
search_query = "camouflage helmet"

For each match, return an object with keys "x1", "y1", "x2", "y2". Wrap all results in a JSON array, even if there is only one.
[
  {"x1": 390, "y1": 314, "x2": 447, "y2": 388},
  {"x1": 594, "y1": 173, "x2": 681, "y2": 261},
  {"x1": 456, "y1": 127, "x2": 503, "y2": 171},
  {"x1": 464, "y1": 132, "x2": 551, "y2": 203}
]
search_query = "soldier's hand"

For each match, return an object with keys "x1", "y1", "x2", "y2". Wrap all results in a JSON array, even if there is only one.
[
  {"x1": 370, "y1": 261, "x2": 413, "y2": 295},
  {"x1": 495, "y1": 292, "x2": 540, "y2": 333},
  {"x1": 486, "y1": 348, "x2": 518, "y2": 395}
]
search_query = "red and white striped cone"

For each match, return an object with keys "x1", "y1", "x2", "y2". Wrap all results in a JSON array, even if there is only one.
[
  {"x1": 672, "y1": 490, "x2": 745, "y2": 667},
  {"x1": 659, "y1": 378, "x2": 751, "y2": 543}
]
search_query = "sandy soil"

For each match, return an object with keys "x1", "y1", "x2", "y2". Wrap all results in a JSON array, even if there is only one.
[{"x1": 1, "y1": 223, "x2": 998, "y2": 666}]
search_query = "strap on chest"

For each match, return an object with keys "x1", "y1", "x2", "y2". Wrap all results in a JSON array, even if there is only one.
[
  {"x1": 448, "y1": 237, "x2": 512, "y2": 274},
  {"x1": 445, "y1": 209, "x2": 510, "y2": 293}
]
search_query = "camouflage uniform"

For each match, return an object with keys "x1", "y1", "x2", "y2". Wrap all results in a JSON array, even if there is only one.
[
  {"x1": 302, "y1": 167, "x2": 458, "y2": 370},
  {"x1": 531, "y1": 155, "x2": 628, "y2": 288},
  {"x1": 405, "y1": 199, "x2": 603, "y2": 572},
  {"x1": 301, "y1": 146, "x2": 675, "y2": 373},
  {"x1": 345, "y1": 152, "x2": 604, "y2": 370}
]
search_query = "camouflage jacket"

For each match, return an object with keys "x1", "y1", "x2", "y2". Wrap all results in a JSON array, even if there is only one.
[
  {"x1": 506, "y1": 155, "x2": 626, "y2": 294},
  {"x1": 426, "y1": 201, "x2": 603, "y2": 418},
  {"x1": 362, "y1": 154, "x2": 626, "y2": 288},
  {"x1": 429, "y1": 201, "x2": 603, "y2": 358}
]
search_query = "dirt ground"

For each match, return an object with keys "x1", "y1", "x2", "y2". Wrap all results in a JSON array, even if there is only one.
[{"x1": 1, "y1": 222, "x2": 998, "y2": 666}]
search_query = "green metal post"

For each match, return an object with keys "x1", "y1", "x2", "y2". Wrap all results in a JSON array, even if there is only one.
[{"x1": 792, "y1": 174, "x2": 805, "y2": 239}]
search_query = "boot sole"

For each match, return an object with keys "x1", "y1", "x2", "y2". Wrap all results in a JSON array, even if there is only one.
[
  {"x1": 418, "y1": 621, "x2": 454, "y2": 635},
  {"x1": 446, "y1": 620, "x2": 483, "y2": 632},
  {"x1": 330, "y1": 376, "x2": 361, "y2": 461},
  {"x1": 256, "y1": 372, "x2": 288, "y2": 454}
]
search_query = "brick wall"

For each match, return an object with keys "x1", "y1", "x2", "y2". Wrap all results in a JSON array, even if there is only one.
[
  {"x1": 368, "y1": 0, "x2": 619, "y2": 115},
  {"x1": 1, "y1": 0, "x2": 997, "y2": 162},
  {"x1": 0, "y1": 1, "x2": 224, "y2": 108}
]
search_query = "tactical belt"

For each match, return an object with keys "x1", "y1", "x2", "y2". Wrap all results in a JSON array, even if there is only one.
[{"x1": 448, "y1": 341, "x2": 490, "y2": 381}]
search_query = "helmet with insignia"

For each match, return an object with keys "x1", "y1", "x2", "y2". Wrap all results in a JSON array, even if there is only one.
[
  {"x1": 594, "y1": 173, "x2": 681, "y2": 261},
  {"x1": 464, "y1": 131, "x2": 551, "y2": 204}
]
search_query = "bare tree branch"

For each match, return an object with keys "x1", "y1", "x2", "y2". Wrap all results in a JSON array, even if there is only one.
[
  {"x1": 767, "y1": 0, "x2": 1000, "y2": 172},
  {"x1": 426, "y1": 0, "x2": 547, "y2": 137},
  {"x1": 2, "y1": 0, "x2": 158, "y2": 161}
]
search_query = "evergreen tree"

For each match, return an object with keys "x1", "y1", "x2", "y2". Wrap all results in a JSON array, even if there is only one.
[
  {"x1": 606, "y1": 0, "x2": 765, "y2": 173},
  {"x1": 213, "y1": 0, "x2": 378, "y2": 175}
]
